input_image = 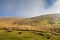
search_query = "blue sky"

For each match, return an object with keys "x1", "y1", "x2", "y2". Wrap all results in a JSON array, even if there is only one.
[
  {"x1": 0, "y1": 0, "x2": 59, "y2": 18},
  {"x1": 45, "y1": 0, "x2": 56, "y2": 8}
]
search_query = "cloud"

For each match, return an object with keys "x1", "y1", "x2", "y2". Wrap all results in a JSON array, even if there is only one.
[
  {"x1": 16, "y1": 0, "x2": 59, "y2": 17},
  {"x1": 0, "y1": 0, "x2": 60, "y2": 18},
  {"x1": 15, "y1": 0, "x2": 45, "y2": 17},
  {"x1": 45, "y1": 0, "x2": 60, "y2": 14}
]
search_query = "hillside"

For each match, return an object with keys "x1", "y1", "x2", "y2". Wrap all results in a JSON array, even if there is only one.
[
  {"x1": 0, "y1": 14, "x2": 60, "y2": 35},
  {"x1": 0, "y1": 14, "x2": 60, "y2": 40}
]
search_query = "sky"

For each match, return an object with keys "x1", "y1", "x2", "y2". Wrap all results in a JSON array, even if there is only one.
[{"x1": 0, "y1": 0, "x2": 60, "y2": 18}]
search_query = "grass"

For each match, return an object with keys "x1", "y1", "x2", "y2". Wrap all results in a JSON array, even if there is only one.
[{"x1": 0, "y1": 29, "x2": 60, "y2": 40}]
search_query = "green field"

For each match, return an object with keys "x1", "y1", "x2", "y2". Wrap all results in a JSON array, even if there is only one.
[{"x1": 0, "y1": 29, "x2": 60, "y2": 40}]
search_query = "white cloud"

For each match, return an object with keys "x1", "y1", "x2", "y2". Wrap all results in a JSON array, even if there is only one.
[
  {"x1": 16, "y1": 0, "x2": 60, "y2": 17},
  {"x1": 2, "y1": 0, "x2": 60, "y2": 18},
  {"x1": 44, "y1": 0, "x2": 60, "y2": 15},
  {"x1": 16, "y1": 0, "x2": 45, "y2": 17}
]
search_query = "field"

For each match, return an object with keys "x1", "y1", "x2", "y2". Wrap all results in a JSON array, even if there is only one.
[{"x1": 0, "y1": 29, "x2": 60, "y2": 40}]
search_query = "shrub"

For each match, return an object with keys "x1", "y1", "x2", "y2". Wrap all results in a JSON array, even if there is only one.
[
  {"x1": 7, "y1": 30, "x2": 12, "y2": 32},
  {"x1": 45, "y1": 33, "x2": 51, "y2": 39},
  {"x1": 36, "y1": 32, "x2": 44, "y2": 36},
  {"x1": 18, "y1": 31, "x2": 22, "y2": 34}
]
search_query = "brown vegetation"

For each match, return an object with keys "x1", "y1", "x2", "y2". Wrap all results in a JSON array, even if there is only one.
[{"x1": 0, "y1": 14, "x2": 60, "y2": 35}]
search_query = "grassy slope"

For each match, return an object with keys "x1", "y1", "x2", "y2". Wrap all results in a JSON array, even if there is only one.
[
  {"x1": 0, "y1": 29, "x2": 60, "y2": 40},
  {"x1": 0, "y1": 14, "x2": 60, "y2": 40}
]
